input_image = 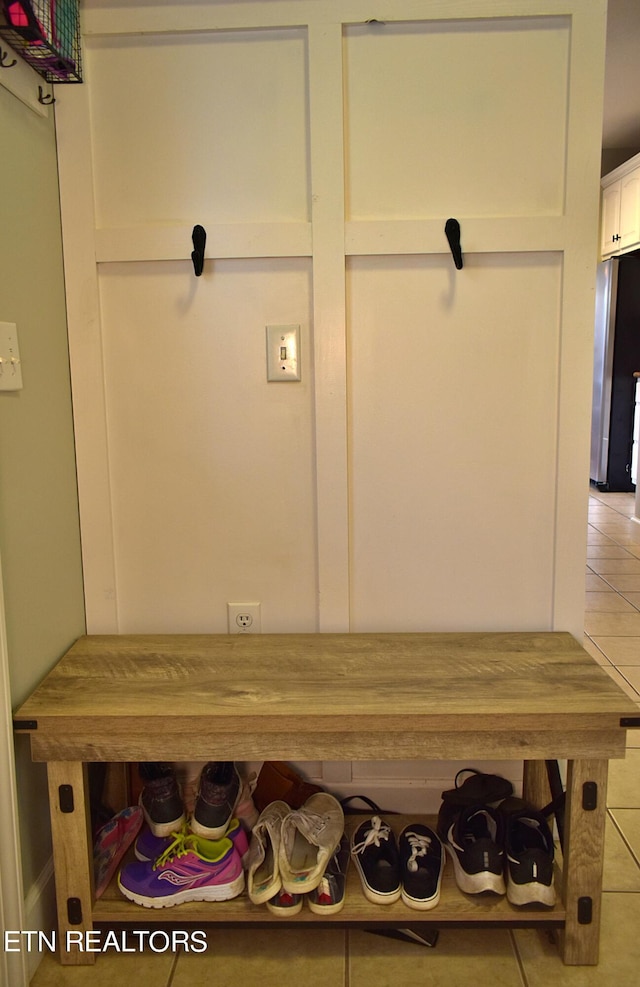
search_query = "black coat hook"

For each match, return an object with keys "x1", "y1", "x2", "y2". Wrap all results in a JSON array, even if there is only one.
[
  {"x1": 191, "y1": 225, "x2": 206, "y2": 277},
  {"x1": 444, "y1": 218, "x2": 463, "y2": 270},
  {"x1": 0, "y1": 47, "x2": 17, "y2": 68},
  {"x1": 37, "y1": 86, "x2": 55, "y2": 105}
]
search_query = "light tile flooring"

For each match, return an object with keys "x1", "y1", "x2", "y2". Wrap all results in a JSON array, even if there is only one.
[{"x1": 31, "y1": 490, "x2": 640, "y2": 986}]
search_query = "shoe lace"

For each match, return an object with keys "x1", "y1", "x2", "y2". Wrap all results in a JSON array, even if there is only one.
[
  {"x1": 291, "y1": 808, "x2": 331, "y2": 839},
  {"x1": 153, "y1": 829, "x2": 198, "y2": 870},
  {"x1": 352, "y1": 815, "x2": 392, "y2": 855},
  {"x1": 404, "y1": 830, "x2": 432, "y2": 872}
]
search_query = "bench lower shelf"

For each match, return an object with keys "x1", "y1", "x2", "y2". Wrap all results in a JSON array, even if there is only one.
[{"x1": 95, "y1": 814, "x2": 565, "y2": 928}]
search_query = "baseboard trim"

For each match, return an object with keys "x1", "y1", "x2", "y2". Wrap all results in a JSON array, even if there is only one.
[{"x1": 23, "y1": 855, "x2": 56, "y2": 982}]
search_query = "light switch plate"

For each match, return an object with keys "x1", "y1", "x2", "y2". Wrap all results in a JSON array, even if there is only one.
[
  {"x1": 266, "y1": 324, "x2": 301, "y2": 381},
  {"x1": 0, "y1": 322, "x2": 23, "y2": 391}
]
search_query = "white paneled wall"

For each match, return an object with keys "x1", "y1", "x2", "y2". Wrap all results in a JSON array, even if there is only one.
[
  {"x1": 98, "y1": 259, "x2": 317, "y2": 632},
  {"x1": 88, "y1": 29, "x2": 310, "y2": 228},
  {"x1": 347, "y1": 252, "x2": 562, "y2": 632},
  {"x1": 56, "y1": 0, "x2": 607, "y2": 806},
  {"x1": 343, "y1": 17, "x2": 570, "y2": 220}
]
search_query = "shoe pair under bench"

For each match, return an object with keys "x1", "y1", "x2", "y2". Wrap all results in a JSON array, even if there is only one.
[
  {"x1": 247, "y1": 794, "x2": 347, "y2": 916},
  {"x1": 438, "y1": 769, "x2": 557, "y2": 907}
]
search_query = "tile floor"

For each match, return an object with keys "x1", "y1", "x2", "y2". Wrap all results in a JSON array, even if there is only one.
[{"x1": 30, "y1": 489, "x2": 640, "y2": 986}]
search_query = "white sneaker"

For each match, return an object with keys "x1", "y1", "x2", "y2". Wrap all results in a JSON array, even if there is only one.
[
  {"x1": 279, "y1": 793, "x2": 344, "y2": 894},
  {"x1": 246, "y1": 800, "x2": 290, "y2": 904}
]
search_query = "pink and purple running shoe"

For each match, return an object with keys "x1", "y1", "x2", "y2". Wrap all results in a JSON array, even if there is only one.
[{"x1": 118, "y1": 829, "x2": 244, "y2": 907}]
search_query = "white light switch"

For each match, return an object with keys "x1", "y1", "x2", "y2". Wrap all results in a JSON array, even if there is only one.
[
  {"x1": 266, "y1": 325, "x2": 301, "y2": 381},
  {"x1": 0, "y1": 322, "x2": 23, "y2": 391}
]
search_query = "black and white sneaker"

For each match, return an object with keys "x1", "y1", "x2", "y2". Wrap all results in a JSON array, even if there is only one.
[
  {"x1": 436, "y1": 768, "x2": 513, "y2": 843},
  {"x1": 399, "y1": 823, "x2": 445, "y2": 911},
  {"x1": 504, "y1": 808, "x2": 556, "y2": 906},
  {"x1": 445, "y1": 804, "x2": 506, "y2": 895},
  {"x1": 351, "y1": 815, "x2": 401, "y2": 905}
]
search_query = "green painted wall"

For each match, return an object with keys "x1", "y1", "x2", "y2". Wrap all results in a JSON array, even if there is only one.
[{"x1": 0, "y1": 82, "x2": 85, "y2": 891}]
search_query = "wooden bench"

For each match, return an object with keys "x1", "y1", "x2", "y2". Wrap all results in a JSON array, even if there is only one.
[{"x1": 13, "y1": 631, "x2": 639, "y2": 966}]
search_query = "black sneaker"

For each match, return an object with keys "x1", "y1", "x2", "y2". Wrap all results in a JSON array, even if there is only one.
[
  {"x1": 399, "y1": 823, "x2": 445, "y2": 911},
  {"x1": 191, "y1": 761, "x2": 241, "y2": 839},
  {"x1": 308, "y1": 832, "x2": 350, "y2": 915},
  {"x1": 504, "y1": 807, "x2": 556, "y2": 906},
  {"x1": 437, "y1": 768, "x2": 513, "y2": 843},
  {"x1": 350, "y1": 815, "x2": 401, "y2": 905},
  {"x1": 138, "y1": 762, "x2": 185, "y2": 837},
  {"x1": 445, "y1": 803, "x2": 506, "y2": 895}
]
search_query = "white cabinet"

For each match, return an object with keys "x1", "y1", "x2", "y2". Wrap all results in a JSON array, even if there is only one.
[
  {"x1": 601, "y1": 154, "x2": 640, "y2": 258},
  {"x1": 601, "y1": 181, "x2": 623, "y2": 256}
]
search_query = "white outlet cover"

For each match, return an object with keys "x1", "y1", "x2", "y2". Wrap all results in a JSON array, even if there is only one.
[{"x1": 227, "y1": 602, "x2": 262, "y2": 634}]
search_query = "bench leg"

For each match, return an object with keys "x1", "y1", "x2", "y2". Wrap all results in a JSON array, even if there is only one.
[
  {"x1": 47, "y1": 761, "x2": 96, "y2": 965},
  {"x1": 522, "y1": 759, "x2": 552, "y2": 809},
  {"x1": 559, "y1": 758, "x2": 608, "y2": 965}
]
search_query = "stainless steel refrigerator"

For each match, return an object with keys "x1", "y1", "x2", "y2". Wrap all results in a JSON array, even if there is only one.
[{"x1": 590, "y1": 255, "x2": 640, "y2": 492}]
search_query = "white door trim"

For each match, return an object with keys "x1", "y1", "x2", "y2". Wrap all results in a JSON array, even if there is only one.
[{"x1": 0, "y1": 552, "x2": 29, "y2": 987}]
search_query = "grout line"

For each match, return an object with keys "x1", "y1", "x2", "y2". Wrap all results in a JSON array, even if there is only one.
[
  {"x1": 610, "y1": 667, "x2": 640, "y2": 701},
  {"x1": 584, "y1": 633, "x2": 615, "y2": 666},
  {"x1": 165, "y1": 947, "x2": 181, "y2": 987},
  {"x1": 508, "y1": 929, "x2": 531, "y2": 987},
  {"x1": 607, "y1": 808, "x2": 640, "y2": 871},
  {"x1": 344, "y1": 929, "x2": 350, "y2": 987}
]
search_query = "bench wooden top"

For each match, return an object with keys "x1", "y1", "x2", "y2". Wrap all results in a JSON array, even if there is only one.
[{"x1": 13, "y1": 633, "x2": 638, "y2": 762}]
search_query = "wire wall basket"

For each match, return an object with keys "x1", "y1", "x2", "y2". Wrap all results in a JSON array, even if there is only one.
[{"x1": 0, "y1": 0, "x2": 82, "y2": 82}]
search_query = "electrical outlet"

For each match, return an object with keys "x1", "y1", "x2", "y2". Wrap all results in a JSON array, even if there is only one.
[{"x1": 227, "y1": 603, "x2": 261, "y2": 634}]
